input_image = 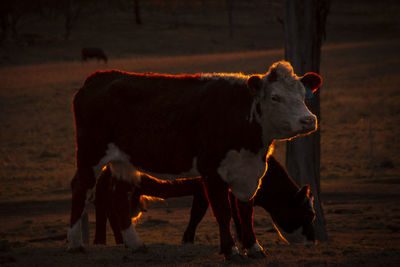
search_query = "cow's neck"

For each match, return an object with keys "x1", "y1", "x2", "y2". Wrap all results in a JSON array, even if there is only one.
[{"x1": 254, "y1": 156, "x2": 299, "y2": 213}]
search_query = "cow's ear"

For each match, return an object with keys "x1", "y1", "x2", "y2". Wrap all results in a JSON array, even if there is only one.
[
  {"x1": 301, "y1": 72, "x2": 322, "y2": 98},
  {"x1": 294, "y1": 185, "x2": 310, "y2": 203},
  {"x1": 247, "y1": 75, "x2": 262, "y2": 96}
]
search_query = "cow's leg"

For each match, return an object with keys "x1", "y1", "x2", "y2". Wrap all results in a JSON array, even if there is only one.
[
  {"x1": 112, "y1": 180, "x2": 143, "y2": 250},
  {"x1": 107, "y1": 190, "x2": 124, "y2": 244},
  {"x1": 93, "y1": 166, "x2": 111, "y2": 245},
  {"x1": 229, "y1": 193, "x2": 242, "y2": 244},
  {"x1": 203, "y1": 177, "x2": 240, "y2": 260},
  {"x1": 236, "y1": 198, "x2": 266, "y2": 258},
  {"x1": 68, "y1": 135, "x2": 111, "y2": 250},
  {"x1": 94, "y1": 197, "x2": 107, "y2": 245},
  {"x1": 182, "y1": 189, "x2": 209, "y2": 244},
  {"x1": 93, "y1": 165, "x2": 124, "y2": 244},
  {"x1": 68, "y1": 168, "x2": 94, "y2": 251}
]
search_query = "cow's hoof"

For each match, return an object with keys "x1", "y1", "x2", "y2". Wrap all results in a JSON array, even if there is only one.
[
  {"x1": 67, "y1": 246, "x2": 86, "y2": 253},
  {"x1": 245, "y1": 242, "x2": 266, "y2": 259},
  {"x1": 224, "y1": 246, "x2": 244, "y2": 262}
]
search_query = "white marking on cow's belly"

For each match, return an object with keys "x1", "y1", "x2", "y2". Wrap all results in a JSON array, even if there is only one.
[
  {"x1": 94, "y1": 143, "x2": 200, "y2": 187},
  {"x1": 217, "y1": 149, "x2": 266, "y2": 201}
]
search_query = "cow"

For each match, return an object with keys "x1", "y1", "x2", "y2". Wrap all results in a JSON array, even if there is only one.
[
  {"x1": 81, "y1": 47, "x2": 108, "y2": 63},
  {"x1": 182, "y1": 155, "x2": 316, "y2": 246},
  {"x1": 92, "y1": 155, "x2": 316, "y2": 258},
  {"x1": 67, "y1": 61, "x2": 321, "y2": 260}
]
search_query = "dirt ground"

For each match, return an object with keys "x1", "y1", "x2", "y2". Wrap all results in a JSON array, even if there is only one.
[
  {"x1": 0, "y1": 181, "x2": 399, "y2": 266},
  {"x1": 1, "y1": 0, "x2": 400, "y2": 266}
]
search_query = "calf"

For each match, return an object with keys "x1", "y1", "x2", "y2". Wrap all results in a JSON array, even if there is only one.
[
  {"x1": 183, "y1": 156, "x2": 316, "y2": 248},
  {"x1": 93, "y1": 155, "x2": 315, "y2": 258},
  {"x1": 68, "y1": 61, "x2": 321, "y2": 259},
  {"x1": 81, "y1": 47, "x2": 108, "y2": 63}
]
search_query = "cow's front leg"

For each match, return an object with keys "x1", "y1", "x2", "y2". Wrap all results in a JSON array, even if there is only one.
[
  {"x1": 112, "y1": 180, "x2": 144, "y2": 251},
  {"x1": 229, "y1": 192, "x2": 242, "y2": 243},
  {"x1": 182, "y1": 188, "x2": 209, "y2": 244},
  {"x1": 203, "y1": 177, "x2": 240, "y2": 260},
  {"x1": 236, "y1": 198, "x2": 266, "y2": 258}
]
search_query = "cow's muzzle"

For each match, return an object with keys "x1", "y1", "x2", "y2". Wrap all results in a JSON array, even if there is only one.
[{"x1": 299, "y1": 116, "x2": 317, "y2": 133}]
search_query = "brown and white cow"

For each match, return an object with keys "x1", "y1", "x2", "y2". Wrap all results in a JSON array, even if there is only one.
[{"x1": 68, "y1": 61, "x2": 321, "y2": 259}]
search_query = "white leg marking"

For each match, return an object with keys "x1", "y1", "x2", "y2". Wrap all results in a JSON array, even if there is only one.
[
  {"x1": 67, "y1": 218, "x2": 83, "y2": 250},
  {"x1": 68, "y1": 188, "x2": 92, "y2": 250},
  {"x1": 121, "y1": 224, "x2": 143, "y2": 249}
]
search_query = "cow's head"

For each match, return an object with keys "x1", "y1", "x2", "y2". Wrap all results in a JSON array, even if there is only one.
[
  {"x1": 269, "y1": 185, "x2": 316, "y2": 244},
  {"x1": 247, "y1": 61, "x2": 321, "y2": 141}
]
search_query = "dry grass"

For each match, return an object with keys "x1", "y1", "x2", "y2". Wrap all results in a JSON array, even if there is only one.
[{"x1": 0, "y1": 0, "x2": 400, "y2": 266}]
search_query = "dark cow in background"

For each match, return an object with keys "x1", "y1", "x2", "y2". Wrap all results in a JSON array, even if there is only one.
[
  {"x1": 81, "y1": 47, "x2": 108, "y2": 63},
  {"x1": 92, "y1": 155, "x2": 316, "y2": 258},
  {"x1": 68, "y1": 61, "x2": 321, "y2": 260}
]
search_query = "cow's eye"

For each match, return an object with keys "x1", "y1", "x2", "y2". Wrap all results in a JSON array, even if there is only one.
[{"x1": 271, "y1": 95, "x2": 281, "y2": 102}]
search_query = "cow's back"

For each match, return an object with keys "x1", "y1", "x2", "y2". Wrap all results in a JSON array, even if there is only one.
[{"x1": 73, "y1": 70, "x2": 261, "y2": 174}]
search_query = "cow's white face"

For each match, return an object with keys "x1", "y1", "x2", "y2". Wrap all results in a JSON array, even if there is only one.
[{"x1": 247, "y1": 61, "x2": 321, "y2": 142}]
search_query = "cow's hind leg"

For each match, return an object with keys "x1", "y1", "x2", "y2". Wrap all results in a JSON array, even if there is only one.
[
  {"x1": 112, "y1": 180, "x2": 144, "y2": 251},
  {"x1": 68, "y1": 168, "x2": 94, "y2": 251},
  {"x1": 203, "y1": 177, "x2": 240, "y2": 260},
  {"x1": 182, "y1": 188, "x2": 209, "y2": 244},
  {"x1": 236, "y1": 198, "x2": 266, "y2": 258}
]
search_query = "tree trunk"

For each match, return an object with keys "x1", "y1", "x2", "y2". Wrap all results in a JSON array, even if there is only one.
[
  {"x1": 0, "y1": 13, "x2": 13, "y2": 43},
  {"x1": 134, "y1": 0, "x2": 142, "y2": 25},
  {"x1": 63, "y1": 0, "x2": 82, "y2": 41},
  {"x1": 284, "y1": 0, "x2": 330, "y2": 242}
]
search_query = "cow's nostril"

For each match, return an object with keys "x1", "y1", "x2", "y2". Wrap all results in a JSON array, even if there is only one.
[{"x1": 300, "y1": 116, "x2": 315, "y2": 125}]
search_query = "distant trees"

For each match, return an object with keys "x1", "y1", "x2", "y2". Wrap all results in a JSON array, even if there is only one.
[
  {"x1": 40, "y1": 0, "x2": 97, "y2": 40},
  {"x1": 0, "y1": 0, "x2": 39, "y2": 42},
  {"x1": 1, "y1": 0, "x2": 243, "y2": 44},
  {"x1": 134, "y1": 0, "x2": 142, "y2": 25},
  {"x1": 0, "y1": 0, "x2": 96, "y2": 43}
]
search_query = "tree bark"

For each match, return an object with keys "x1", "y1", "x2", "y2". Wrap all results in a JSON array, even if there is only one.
[
  {"x1": 134, "y1": 0, "x2": 142, "y2": 25},
  {"x1": 63, "y1": 0, "x2": 83, "y2": 41},
  {"x1": 284, "y1": 0, "x2": 330, "y2": 242}
]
